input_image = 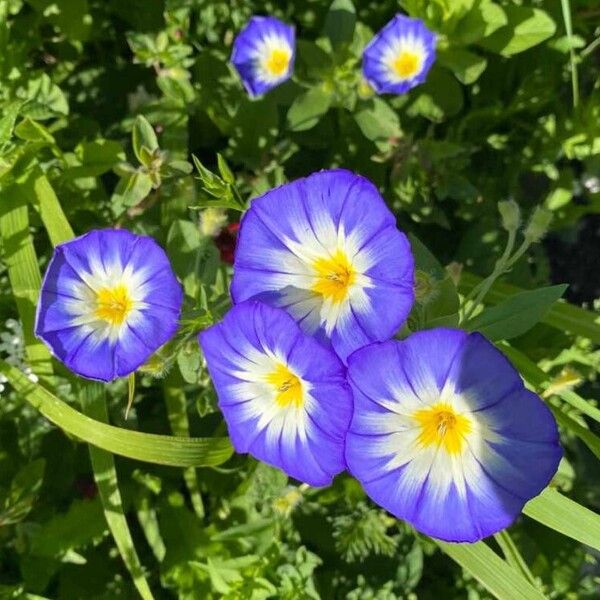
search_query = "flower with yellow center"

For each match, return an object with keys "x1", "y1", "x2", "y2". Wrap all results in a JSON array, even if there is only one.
[
  {"x1": 392, "y1": 50, "x2": 421, "y2": 79},
  {"x1": 312, "y1": 249, "x2": 356, "y2": 305},
  {"x1": 94, "y1": 284, "x2": 134, "y2": 326},
  {"x1": 264, "y1": 47, "x2": 291, "y2": 77},
  {"x1": 199, "y1": 301, "x2": 353, "y2": 486},
  {"x1": 413, "y1": 402, "x2": 472, "y2": 455},
  {"x1": 265, "y1": 362, "x2": 303, "y2": 408}
]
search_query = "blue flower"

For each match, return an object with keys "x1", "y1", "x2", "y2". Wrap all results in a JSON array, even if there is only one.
[
  {"x1": 363, "y1": 14, "x2": 436, "y2": 95},
  {"x1": 345, "y1": 328, "x2": 562, "y2": 542},
  {"x1": 231, "y1": 169, "x2": 414, "y2": 362},
  {"x1": 231, "y1": 16, "x2": 295, "y2": 97},
  {"x1": 35, "y1": 229, "x2": 183, "y2": 382},
  {"x1": 199, "y1": 301, "x2": 352, "y2": 486}
]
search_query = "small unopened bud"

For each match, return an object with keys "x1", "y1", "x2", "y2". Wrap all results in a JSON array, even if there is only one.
[
  {"x1": 199, "y1": 207, "x2": 228, "y2": 237},
  {"x1": 498, "y1": 200, "x2": 521, "y2": 232},
  {"x1": 524, "y1": 206, "x2": 553, "y2": 243},
  {"x1": 414, "y1": 270, "x2": 439, "y2": 305},
  {"x1": 357, "y1": 78, "x2": 375, "y2": 100}
]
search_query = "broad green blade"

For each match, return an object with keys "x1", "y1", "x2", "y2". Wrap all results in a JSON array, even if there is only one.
[
  {"x1": 1, "y1": 360, "x2": 233, "y2": 467},
  {"x1": 0, "y1": 171, "x2": 53, "y2": 379},
  {"x1": 438, "y1": 540, "x2": 546, "y2": 600},
  {"x1": 26, "y1": 165, "x2": 75, "y2": 245},
  {"x1": 524, "y1": 489, "x2": 600, "y2": 551},
  {"x1": 459, "y1": 271, "x2": 600, "y2": 344},
  {"x1": 164, "y1": 370, "x2": 205, "y2": 518},
  {"x1": 80, "y1": 383, "x2": 155, "y2": 600}
]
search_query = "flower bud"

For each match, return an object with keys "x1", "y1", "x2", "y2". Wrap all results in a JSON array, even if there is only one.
[
  {"x1": 524, "y1": 206, "x2": 553, "y2": 243},
  {"x1": 497, "y1": 200, "x2": 521, "y2": 232}
]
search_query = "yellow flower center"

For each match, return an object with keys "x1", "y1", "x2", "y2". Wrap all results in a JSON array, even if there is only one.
[
  {"x1": 392, "y1": 51, "x2": 420, "y2": 79},
  {"x1": 265, "y1": 48, "x2": 291, "y2": 77},
  {"x1": 312, "y1": 249, "x2": 356, "y2": 304},
  {"x1": 265, "y1": 363, "x2": 303, "y2": 408},
  {"x1": 413, "y1": 403, "x2": 471, "y2": 455},
  {"x1": 94, "y1": 284, "x2": 134, "y2": 326}
]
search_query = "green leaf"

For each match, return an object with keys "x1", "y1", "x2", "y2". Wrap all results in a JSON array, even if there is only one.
[
  {"x1": 466, "y1": 285, "x2": 567, "y2": 341},
  {"x1": 453, "y1": 0, "x2": 507, "y2": 45},
  {"x1": 524, "y1": 489, "x2": 600, "y2": 552},
  {"x1": 0, "y1": 459, "x2": 45, "y2": 526},
  {"x1": 323, "y1": 0, "x2": 356, "y2": 48},
  {"x1": 480, "y1": 7, "x2": 556, "y2": 56},
  {"x1": 407, "y1": 67, "x2": 463, "y2": 122},
  {"x1": 0, "y1": 360, "x2": 233, "y2": 468},
  {"x1": 0, "y1": 102, "x2": 22, "y2": 144},
  {"x1": 113, "y1": 170, "x2": 154, "y2": 208},
  {"x1": 80, "y1": 383, "x2": 155, "y2": 600},
  {"x1": 14, "y1": 117, "x2": 55, "y2": 144},
  {"x1": 287, "y1": 86, "x2": 333, "y2": 132},
  {"x1": 438, "y1": 48, "x2": 488, "y2": 85},
  {"x1": 132, "y1": 115, "x2": 159, "y2": 165},
  {"x1": 27, "y1": 165, "x2": 75, "y2": 246},
  {"x1": 458, "y1": 272, "x2": 600, "y2": 344},
  {"x1": 438, "y1": 540, "x2": 546, "y2": 600},
  {"x1": 66, "y1": 139, "x2": 126, "y2": 179},
  {"x1": 0, "y1": 172, "x2": 53, "y2": 378},
  {"x1": 164, "y1": 370, "x2": 205, "y2": 519},
  {"x1": 353, "y1": 98, "x2": 401, "y2": 145},
  {"x1": 409, "y1": 235, "x2": 459, "y2": 328},
  {"x1": 24, "y1": 74, "x2": 69, "y2": 119}
]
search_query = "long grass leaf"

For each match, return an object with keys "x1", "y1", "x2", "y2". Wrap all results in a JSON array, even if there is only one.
[
  {"x1": 438, "y1": 541, "x2": 546, "y2": 600},
  {"x1": 80, "y1": 383, "x2": 155, "y2": 600},
  {"x1": 1, "y1": 360, "x2": 233, "y2": 467}
]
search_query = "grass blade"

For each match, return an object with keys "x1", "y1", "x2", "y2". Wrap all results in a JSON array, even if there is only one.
[
  {"x1": 0, "y1": 170, "x2": 53, "y2": 379},
  {"x1": 164, "y1": 370, "x2": 205, "y2": 518},
  {"x1": 524, "y1": 488, "x2": 600, "y2": 551},
  {"x1": 0, "y1": 360, "x2": 233, "y2": 467},
  {"x1": 437, "y1": 540, "x2": 546, "y2": 600},
  {"x1": 27, "y1": 165, "x2": 75, "y2": 245},
  {"x1": 80, "y1": 382, "x2": 155, "y2": 600}
]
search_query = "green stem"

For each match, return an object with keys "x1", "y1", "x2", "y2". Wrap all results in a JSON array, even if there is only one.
[
  {"x1": 461, "y1": 227, "x2": 517, "y2": 323},
  {"x1": 494, "y1": 530, "x2": 537, "y2": 587},
  {"x1": 560, "y1": 0, "x2": 579, "y2": 108}
]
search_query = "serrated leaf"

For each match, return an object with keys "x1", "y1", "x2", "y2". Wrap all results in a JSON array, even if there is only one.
[{"x1": 466, "y1": 284, "x2": 568, "y2": 341}]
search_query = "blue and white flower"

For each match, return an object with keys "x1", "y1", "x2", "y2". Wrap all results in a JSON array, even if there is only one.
[
  {"x1": 199, "y1": 301, "x2": 352, "y2": 486},
  {"x1": 231, "y1": 16, "x2": 295, "y2": 97},
  {"x1": 345, "y1": 328, "x2": 563, "y2": 542},
  {"x1": 231, "y1": 169, "x2": 415, "y2": 362},
  {"x1": 363, "y1": 14, "x2": 436, "y2": 95},
  {"x1": 35, "y1": 229, "x2": 183, "y2": 382}
]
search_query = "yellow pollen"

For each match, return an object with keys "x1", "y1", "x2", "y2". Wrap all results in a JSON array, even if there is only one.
[
  {"x1": 265, "y1": 363, "x2": 303, "y2": 408},
  {"x1": 312, "y1": 249, "x2": 356, "y2": 304},
  {"x1": 94, "y1": 284, "x2": 134, "y2": 326},
  {"x1": 413, "y1": 403, "x2": 471, "y2": 455},
  {"x1": 265, "y1": 48, "x2": 290, "y2": 77},
  {"x1": 392, "y1": 51, "x2": 420, "y2": 79}
]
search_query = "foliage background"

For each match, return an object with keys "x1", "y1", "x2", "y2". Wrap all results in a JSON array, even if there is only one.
[{"x1": 0, "y1": 0, "x2": 599, "y2": 598}]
